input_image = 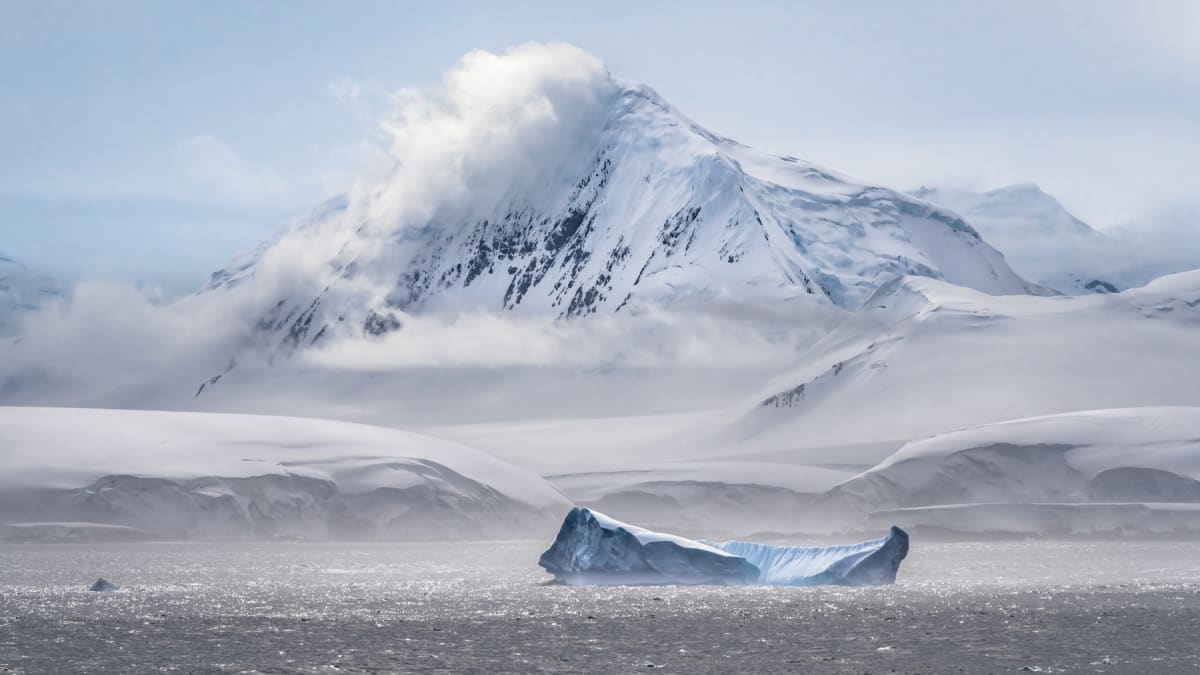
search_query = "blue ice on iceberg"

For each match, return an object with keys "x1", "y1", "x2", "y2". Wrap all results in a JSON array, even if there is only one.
[{"x1": 538, "y1": 507, "x2": 908, "y2": 586}]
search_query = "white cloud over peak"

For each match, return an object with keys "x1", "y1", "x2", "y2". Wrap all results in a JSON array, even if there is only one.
[{"x1": 371, "y1": 42, "x2": 616, "y2": 227}]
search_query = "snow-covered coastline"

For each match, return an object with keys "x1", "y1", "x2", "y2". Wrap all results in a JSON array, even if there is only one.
[{"x1": 0, "y1": 407, "x2": 568, "y2": 541}]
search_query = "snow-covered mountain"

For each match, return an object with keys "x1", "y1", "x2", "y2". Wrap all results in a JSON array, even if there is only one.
[
  {"x1": 0, "y1": 254, "x2": 61, "y2": 336},
  {"x1": 911, "y1": 184, "x2": 1131, "y2": 294},
  {"x1": 210, "y1": 82, "x2": 1043, "y2": 355}
]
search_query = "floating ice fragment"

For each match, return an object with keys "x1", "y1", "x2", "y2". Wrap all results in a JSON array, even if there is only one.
[
  {"x1": 88, "y1": 578, "x2": 119, "y2": 592},
  {"x1": 538, "y1": 507, "x2": 908, "y2": 586}
]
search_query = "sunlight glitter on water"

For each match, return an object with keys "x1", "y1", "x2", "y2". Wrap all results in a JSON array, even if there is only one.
[{"x1": 3, "y1": 540, "x2": 1200, "y2": 673}]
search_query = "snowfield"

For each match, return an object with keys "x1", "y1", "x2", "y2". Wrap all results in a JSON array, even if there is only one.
[
  {"x1": 0, "y1": 407, "x2": 569, "y2": 541},
  {"x1": 724, "y1": 270, "x2": 1200, "y2": 453},
  {"x1": 547, "y1": 461, "x2": 855, "y2": 539},
  {"x1": 423, "y1": 274, "x2": 1200, "y2": 536},
  {"x1": 827, "y1": 407, "x2": 1200, "y2": 534}
]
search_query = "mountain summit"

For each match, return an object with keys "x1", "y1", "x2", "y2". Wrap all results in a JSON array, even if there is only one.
[{"x1": 209, "y1": 44, "x2": 1042, "y2": 352}]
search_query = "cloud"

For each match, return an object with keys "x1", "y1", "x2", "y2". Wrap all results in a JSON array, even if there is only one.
[
  {"x1": 327, "y1": 76, "x2": 362, "y2": 103},
  {"x1": 369, "y1": 42, "x2": 615, "y2": 225},
  {"x1": 302, "y1": 301, "x2": 832, "y2": 371},
  {"x1": 235, "y1": 42, "x2": 622, "y2": 323},
  {"x1": 0, "y1": 281, "x2": 257, "y2": 407},
  {"x1": 1064, "y1": 1, "x2": 1200, "y2": 80},
  {"x1": 1107, "y1": 207, "x2": 1200, "y2": 285},
  {"x1": 0, "y1": 279, "x2": 835, "y2": 414}
]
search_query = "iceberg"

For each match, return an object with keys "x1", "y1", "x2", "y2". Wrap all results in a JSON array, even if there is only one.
[
  {"x1": 538, "y1": 508, "x2": 908, "y2": 586},
  {"x1": 88, "y1": 578, "x2": 119, "y2": 592}
]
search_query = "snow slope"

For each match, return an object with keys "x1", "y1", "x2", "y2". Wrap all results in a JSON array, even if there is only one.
[
  {"x1": 0, "y1": 254, "x2": 61, "y2": 336},
  {"x1": 726, "y1": 269, "x2": 1200, "y2": 454},
  {"x1": 0, "y1": 407, "x2": 569, "y2": 541},
  {"x1": 825, "y1": 407, "x2": 1200, "y2": 534}
]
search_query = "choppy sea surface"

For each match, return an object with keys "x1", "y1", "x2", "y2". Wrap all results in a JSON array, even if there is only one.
[{"x1": 2, "y1": 540, "x2": 1200, "y2": 673}]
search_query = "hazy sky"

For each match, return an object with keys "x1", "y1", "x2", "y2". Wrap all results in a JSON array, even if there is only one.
[{"x1": 2, "y1": 0, "x2": 1197, "y2": 290}]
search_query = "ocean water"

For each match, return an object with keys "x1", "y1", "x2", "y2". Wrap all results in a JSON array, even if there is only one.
[{"x1": 2, "y1": 540, "x2": 1200, "y2": 673}]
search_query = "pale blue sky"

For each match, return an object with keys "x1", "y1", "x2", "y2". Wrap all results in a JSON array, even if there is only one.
[{"x1": 2, "y1": 1, "x2": 1197, "y2": 290}]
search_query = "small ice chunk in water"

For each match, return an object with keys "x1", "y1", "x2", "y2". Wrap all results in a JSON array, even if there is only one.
[{"x1": 88, "y1": 578, "x2": 119, "y2": 592}]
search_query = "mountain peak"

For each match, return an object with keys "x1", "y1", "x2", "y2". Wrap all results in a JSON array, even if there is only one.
[{"x1": 205, "y1": 46, "x2": 1040, "y2": 354}]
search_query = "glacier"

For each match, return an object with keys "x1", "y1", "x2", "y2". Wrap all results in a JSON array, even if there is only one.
[{"x1": 538, "y1": 507, "x2": 908, "y2": 586}]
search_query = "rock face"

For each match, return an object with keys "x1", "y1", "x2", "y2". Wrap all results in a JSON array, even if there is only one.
[
  {"x1": 538, "y1": 507, "x2": 908, "y2": 586},
  {"x1": 209, "y1": 83, "x2": 1040, "y2": 356}
]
